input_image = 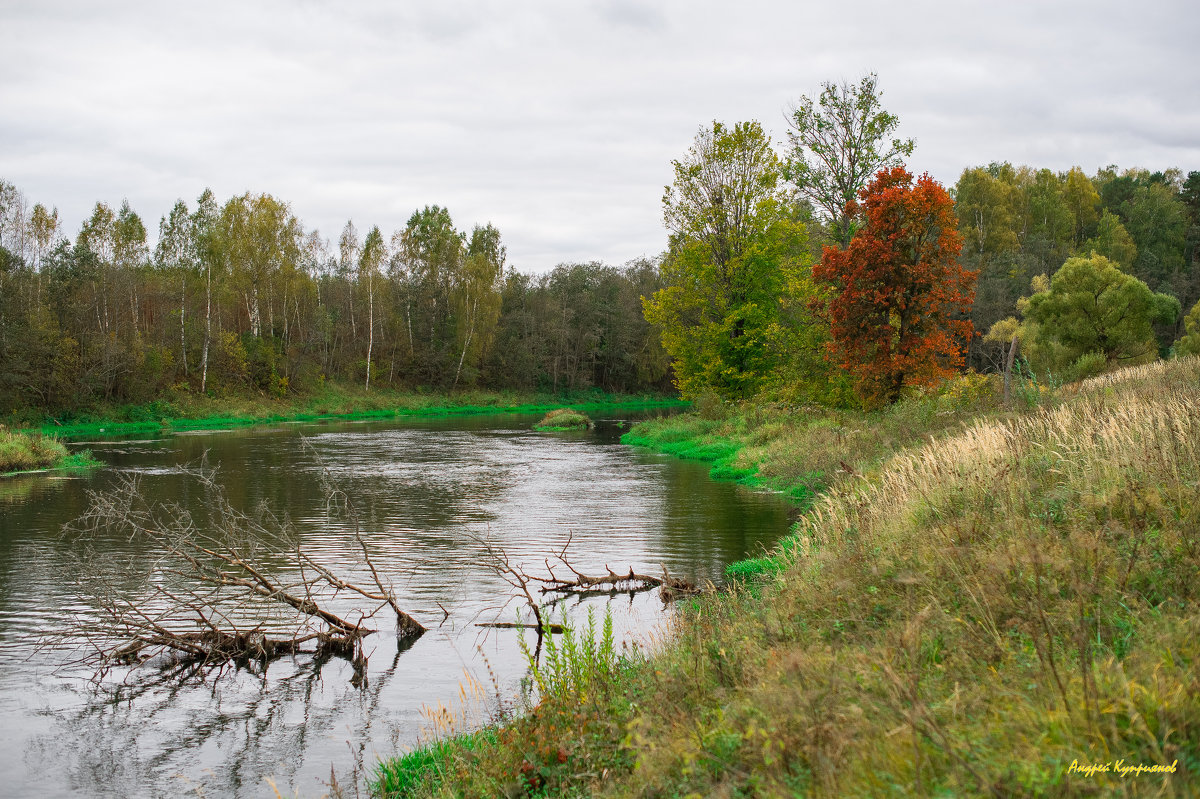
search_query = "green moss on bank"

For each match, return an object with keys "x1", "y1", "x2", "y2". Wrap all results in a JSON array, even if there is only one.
[
  {"x1": 381, "y1": 360, "x2": 1200, "y2": 798},
  {"x1": 373, "y1": 730, "x2": 499, "y2": 798},
  {"x1": 13, "y1": 385, "x2": 686, "y2": 441}
]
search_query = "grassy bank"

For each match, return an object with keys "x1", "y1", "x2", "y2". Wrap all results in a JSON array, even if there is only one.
[
  {"x1": 621, "y1": 371, "x2": 1000, "y2": 512},
  {"x1": 11, "y1": 384, "x2": 686, "y2": 440},
  {"x1": 0, "y1": 427, "x2": 99, "y2": 475},
  {"x1": 376, "y1": 359, "x2": 1200, "y2": 797}
]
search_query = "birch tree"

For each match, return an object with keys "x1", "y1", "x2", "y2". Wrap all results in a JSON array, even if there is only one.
[
  {"x1": 156, "y1": 199, "x2": 195, "y2": 373},
  {"x1": 193, "y1": 189, "x2": 220, "y2": 394},
  {"x1": 359, "y1": 225, "x2": 385, "y2": 390},
  {"x1": 453, "y1": 223, "x2": 505, "y2": 388}
]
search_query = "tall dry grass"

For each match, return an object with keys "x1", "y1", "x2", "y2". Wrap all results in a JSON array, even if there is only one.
[
  {"x1": 610, "y1": 357, "x2": 1200, "y2": 797},
  {"x1": 390, "y1": 358, "x2": 1200, "y2": 798}
]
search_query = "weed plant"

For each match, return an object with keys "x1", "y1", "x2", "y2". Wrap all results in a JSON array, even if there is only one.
[
  {"x1": 372, "y1": 730, "x2": 498, "y2": 798},
  {"x1": 376, "y1": 606, "x2": 639, "y2": 798}
]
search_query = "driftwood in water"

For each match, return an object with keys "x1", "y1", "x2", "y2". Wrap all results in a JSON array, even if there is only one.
[
  {"x1": 471, "y1": 533, "x2": 553, "y2": 635},
  {"x1": 475, "y1": 621, "x2": 566, "y2": 634},
  {"x1": 469, "y1": 532, "x2": 705, "y2": 651},
  {"x1": 541, "y1": 562, "x2": 702, "y2": 600},
  {"x1": 53, "y1": 460, "x2": 424, "y2": 687}
]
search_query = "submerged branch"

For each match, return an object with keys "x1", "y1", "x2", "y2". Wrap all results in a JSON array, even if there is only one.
[
  {"x1": 541, "y1": 562, "x2": 702, "y2": 599},
  {"x1": 49, "y1": 458, "x2": 425, "y2": 686}
]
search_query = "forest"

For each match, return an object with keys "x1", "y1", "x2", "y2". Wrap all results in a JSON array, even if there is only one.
[
  {"x1": 1, "y1": 77, "x2": 1198, "y2": 420},
  {"x1": 638, "y1": 79, "x2": 1200, "y2": 410},
  {"x1": 0, "y1": 190, "x2": 672, "y2": 422}
]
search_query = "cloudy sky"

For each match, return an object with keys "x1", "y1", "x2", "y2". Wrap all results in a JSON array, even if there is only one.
[{"x1": 2, "y1": 0, "x2": 1198, "y2": 271}]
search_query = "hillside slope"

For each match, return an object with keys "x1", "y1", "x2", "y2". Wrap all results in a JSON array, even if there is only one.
[{"x1": 378, "y1": 359, "x2": 1200, "y2": 798}]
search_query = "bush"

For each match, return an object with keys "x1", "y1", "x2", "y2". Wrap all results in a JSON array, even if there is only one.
[
  {"x1": 1066, "y1": 350, "x2": 1108, "y2": 382},
  {"x1": 533, "y1": 408, "x2": 592, "y2": 430},
  {"x1": 0, "y1": 428, "x2": 70, "y2": 472}
]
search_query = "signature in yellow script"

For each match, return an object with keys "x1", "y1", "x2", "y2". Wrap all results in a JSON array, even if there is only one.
[{"x1": 1069, "y1": 759, "x2": 1179, "y2": 778}]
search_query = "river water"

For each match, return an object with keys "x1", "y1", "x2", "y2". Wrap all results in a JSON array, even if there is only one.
[{"x1": 0, "y1": 410, "x2": 794, "y2": 798}]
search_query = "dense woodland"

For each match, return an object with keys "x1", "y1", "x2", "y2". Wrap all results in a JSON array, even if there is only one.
[
  {"x1": 642, "y1": 78, "x2": 1200, "y2": 407},
  {"x1": 0, "y1": 186, "x2": 672, "y2": 419},
  {"x1": 959, "y1": 163, "x2": 1200, "y2": 370},
  {"x1": 2, "y1": 84, "x2": 1198, "y2": 418}
]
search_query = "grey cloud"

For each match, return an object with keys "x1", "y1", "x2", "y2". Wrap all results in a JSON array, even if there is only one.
[
  {"x1": 593, "y1": 0, "x2": 669, "y2": 32},
  {"x1": 2, "y1": 0, "x2": 1198, "y2": 270}
]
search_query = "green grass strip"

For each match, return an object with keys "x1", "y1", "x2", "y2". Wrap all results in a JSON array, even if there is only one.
[
  {"x1": 372, "y1": 729, "x2": 498, "y2": 798},
  {"x1": 23, "y1": 396, "x2": 687, "y2": 441}
]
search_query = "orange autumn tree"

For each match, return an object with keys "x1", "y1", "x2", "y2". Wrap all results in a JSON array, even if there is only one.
[{"x1": 814, "y1": 166, "x2": 976, "y2": 405}]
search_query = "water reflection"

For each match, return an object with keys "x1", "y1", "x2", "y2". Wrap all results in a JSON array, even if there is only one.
[{"x1": 0, "y1": 412, "x2": 793, "y2": 797}]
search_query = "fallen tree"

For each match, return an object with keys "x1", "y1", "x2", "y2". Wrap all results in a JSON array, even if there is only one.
[
  {"x1": 53, "y1": 460, "x2": 424, "y2": 687},
  {"x1": 541, "y1": 562, "x2": 702, "y2": 600},
  {"x1": 470, "y1": 532, "x2": 704, "y2": 640}
]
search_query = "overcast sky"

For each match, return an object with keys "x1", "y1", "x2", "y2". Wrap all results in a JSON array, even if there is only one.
[{"x1": 2, "y1": 0, "x2": 1198, "y2": 271}]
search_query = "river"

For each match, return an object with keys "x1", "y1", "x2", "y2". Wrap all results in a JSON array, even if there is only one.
[{"x1": 0, "y1": 409, "x2": 794, "y2": 797}]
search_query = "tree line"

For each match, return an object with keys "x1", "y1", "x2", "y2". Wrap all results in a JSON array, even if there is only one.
[
  {"x1": 643, "y1": 75, "x2": 1200, "y2": 406},
  {"x1": 0, "y1": 185, "x2": 671, "y2": 418},
  {"x1": 959, "y1": 162, "x2": 1200, "y2": 370},
  {"x1": 4, "y1": 74, "x2": 1198, "y2": 416}
]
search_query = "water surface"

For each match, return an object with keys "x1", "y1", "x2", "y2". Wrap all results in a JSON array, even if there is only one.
[{"x1": 0, "y1": 411, "x2": 794, "y2": 797}]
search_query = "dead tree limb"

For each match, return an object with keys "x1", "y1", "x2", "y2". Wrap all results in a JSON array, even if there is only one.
[
  {"x1": 50, "y1": 459, "x2": 424, "y2": 686},
  {"x1": 470, "y1": 533, "x2": 548, "y2": 634},
  {"x1": 470, "y1": 531, "x2": 706, "y2": 644},
  {"x1": 476, "y1": 622, "x2": 566, "y2": 633},
  {"x1": 541, "y1": 561, "x2": 702, "y2": 600}
]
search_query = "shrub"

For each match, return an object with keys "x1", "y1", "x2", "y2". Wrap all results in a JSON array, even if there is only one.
[
  {"x1": 533, "y1": 408, "x2": 592, "y2": 431},
  {"x1": 0, "y1": 428, "x2": 70, "y2": 472}
]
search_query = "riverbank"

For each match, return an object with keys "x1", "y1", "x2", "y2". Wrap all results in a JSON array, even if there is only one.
[
  {"x1": 11, "y1": 385, "x2": 687, "y2": 441},
  {"x1": 375, "y1": 359, "x2": 1200, "y2": 797},
  {"x1": 0, "y1": 427, "x2": 100, "y2": 476}
]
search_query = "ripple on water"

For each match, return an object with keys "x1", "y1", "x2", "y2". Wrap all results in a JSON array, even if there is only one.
[{"x1": 0, "y1": 414, "x2": 793, "y2": 798}]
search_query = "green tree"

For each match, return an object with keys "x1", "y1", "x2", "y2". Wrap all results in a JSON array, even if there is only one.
[
  {"x1": 1062, "y1": 166, "x2": 1100, "y2": 247},
  {"x1": 29, "y1": 202, "x2": 59, "y2": 272},
  {"x1": 0, "y1": 180, "x2": 30, "y2": 262},
  {"x1": 1022, "y1": 168, "x2": 1073, "y2": 267},
  {"x1": 1175, "y1": 298, "x2": 1200, "y2": 356},
  {"x1": 219, "y1": 193, "x2": 301, "y2": 339},
  {"x1": 394, "y1": 205, "x2": 466, "y2": 384},
  {"x1": 954, "y1": 166, "x2": 1018, "y2": 257},
  {"x1": 1176, "y1": 297, "x2": 1200, "y2": 352},
  {"x1": 1083, "y1": 210, "x2": 1137, "y2": 269},
  {"x1": 783, "y1": 73, "x2": 914, "y2": 247},
  {"x1": 452, "y1": 224, "x2": 505, "y2": 388},
  {"x1": 646, "y1": 120, "x2": 817, "y2": 399},
  {"x1": 192, "y1": 189, "x2": 221, "y2": 394},
  {"x1": 1025, "y1": 253, "x2": 1179, "y2": 364},
  {"x1": 1121, "y1": 182, "x2": 1187, "y2": 289},
  {"x1": 156, "y1": 199, "x2": 196, "y2": 375},
  {"x1": 338, "y1": 220, "x2": 360, "y2": 339}
]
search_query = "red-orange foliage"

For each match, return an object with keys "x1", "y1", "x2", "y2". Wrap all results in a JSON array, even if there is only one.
[{"x1": 814, "y1": 166, "x2": 976, "y2": 405}]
